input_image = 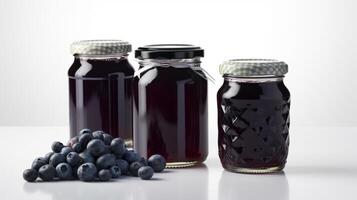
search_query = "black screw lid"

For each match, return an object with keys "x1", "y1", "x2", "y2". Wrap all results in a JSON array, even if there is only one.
[{"x1": 135, "y1": 44, "x2": 204, "y2": 59}]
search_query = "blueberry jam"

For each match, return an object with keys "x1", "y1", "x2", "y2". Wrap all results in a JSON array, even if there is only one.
[
  {"x1": 68, "y1": 57, "x2": 134, "y2": 141},
  {"x1": 217, "y1": 78, "x2": 290, "y2": 171}
]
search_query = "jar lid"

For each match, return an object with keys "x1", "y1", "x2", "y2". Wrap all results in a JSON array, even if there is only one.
[
  {"x1": 70, "y1": 40, "x2": 132, "y2": 55},
  {"x1": 219, "y1": 59, "x2": 288, "y2": 76},
  {"x1": 135, "y1": 44, "x2": 204, "y2": 59}
]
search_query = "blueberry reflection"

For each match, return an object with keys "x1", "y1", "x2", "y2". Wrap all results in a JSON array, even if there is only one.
[
  {"x1": 22, "y1": 164, "x2": 208, "y2": 200},
  {"x1": 219, "y1": 170, "x2": 289, "y2": 200}
]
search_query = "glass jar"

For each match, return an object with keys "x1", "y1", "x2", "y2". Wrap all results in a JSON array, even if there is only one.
[
  {"x1": 217, "y1": 59, "x2": 290, "y2": 173},
  {"x1": 133, "y1": 44, "x2": 208, "y2": 168},
  {"x1": 68, "y1": 40, "x2": 134, "y2": 145}
]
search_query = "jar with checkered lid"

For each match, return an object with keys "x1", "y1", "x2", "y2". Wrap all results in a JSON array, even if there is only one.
[
  {"x1": 217, "y1": 59, "x2": 290, "y2": 173},
  {"x1": 68, "y1": 40, "x2": 134, "y2": 146}
]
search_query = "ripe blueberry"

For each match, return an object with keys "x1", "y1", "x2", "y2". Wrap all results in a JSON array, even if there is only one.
[
  {"x1": 138, "y1": 166, "x2": 154, "y2": 180},
  {"x1": 77, "y1": 163, "x2": 97, "y2": 182},
  {"x1": 79, "y1": 150, "x2": 95, "y2": 163},
  {"x1": 102, "y1": 134, "x2": 113, "y2": 145},
  {"x1": 56, "y1": 163, "x2": 73, "y2": 180},
  {"x1": 129, "y1": 161, "x2": 144, "y2": 176},
  {"x1": 49, "y1": 153, "x2": 66, "y2": 167},
  {"x1": 38, "y1": 164, "x2": 56, "y2": 181},
  {"x1": 72, "y1": 143, "x2": 83, "y2": 153},
  {"x1": 79, "y1": 128, "x2": 92, "y2": 135},
  {"x1": 78, "y1": 133, "x2": 92, "y2": 147},
  {"x1": 92, "y1": 130, "x2": 105, "y2": 140},
  {"x1": 31, "y1": 157, "x2": 47, "y2": 170},
  {"x1": 148, "y1": 154, "x2": 166, "y2": 172},
  {"x1": 109, "y1": 165, "x2": 121, "y2": 178},
  {"x1": 123, "y1": 150, "x2": 141, "y2": 163},
  {"x1": 98, "y1": 169, "x2": 112, "y2": 181},
  {"x1": 51, "y1": 141, "x2": 64, "y2": 153},
  {"x1": 87, "y1": 139, "x2": 106, "y2": 157},
  {"x1": 66, "y1": 152, "x2": 81, "y2": 166},
  {"x1": 23, "y1": 169, "x2": 38, "y2": 182},
  {"x1": 110, "y1": 138, "x2": 126, "y2": 157},
  {"x1": 96, "y1": 154, "x2": 116, "y2": 170},
  {"x1": 60, "y1": 147, "x2": 73, "y2": 157},
  {"x1": 115, "y1": 159, "x2": 129, "y2": 175}
]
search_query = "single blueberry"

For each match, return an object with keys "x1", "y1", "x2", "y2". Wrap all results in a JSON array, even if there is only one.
[
  {"x1": 66, "y1": 152, "x2": 81, "y2": 166},
  {"x1": 102, "y1": 134, "x2": 113, "y2": 145},
  {"x1": 72, "y1": 143, "x2": 83, "y2": 153},
  {"x1": 79, "y1": 128, "x2": 92, "y2": 135},
  {"x1": 148, "y1": 154, "x2": 166, "y2": 172},
  {"x1": 87, "y1": 139, "x2": 106, "y2": 157},
  {"x1": 77, "y1": 163, "x2": 97, "y2": 182},
  {"x1": 51, "y1": 141, "x2": 64, "y2": 153},
  {"x1": 67, "y1": 136, "x2": 79, "y2": 148},
  {"x1": 92, "y1": 130, "x2": 105, "y2": 140},
  {"x1": 109, "y1": 165, "x2": 121, "y2": 178},
  {"x1": 139, "y1": 157, "x2": 148, "y2": 166},
  {"x1": 38, "y1": 164, "x2": 56, "y2": 181},
  {"x1": 56, "y1": 163, "x2": 73, "y2": 180},
  {"x1": 44, "y1": 152, "x2": 54, "y2": 163},
  {"x1": 96, "y1": 154, "x2": 116, "y2": 170},
  {"x1": 98, "y1": 169, "x2": 112, "y2": 181},
  {"x1": 60, "y1": 147, "x2": 73, "y2": 157},
  {"x1": 115, "y1": 159, "x2": 129, "y2": 175},
  {"x1": 123, "y1": 150, "x2": 141, "y2": 163},
  {"x1": 31, "y1": 157, "x2": 47, "y2": 170},
  {"x1": 49, "y1": 153, "x2": 66, "y2": 167},
  {"x1": 138, "y1": 166, "x2": 154, "y2": 180},
  {"x1": 23, "y1": 169, "x2": 38, "y2": 182},
  {"x1": 79, "y1": 150, "x2": 95, "y2": 163},
  {"x1": 129, "y1": 161, "x2": 144, "y2": 176},
  {"x1": 110, "y1": 138, "x2": 126, "y2": 157},
  {"x1": 78, "y1": 133, "x2": 93, "y2": 147}
]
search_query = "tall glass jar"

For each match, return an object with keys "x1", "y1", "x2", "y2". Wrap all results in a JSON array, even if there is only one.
[
  {"x1": 68, "y1": 40, "x2": 134, "y2": 145},
  {"x1": 133, "y1": 44, "x2": 208, "y2": 168},
  {"x1": 217, "y1": 59, "x2": 290, "y2": 173}
]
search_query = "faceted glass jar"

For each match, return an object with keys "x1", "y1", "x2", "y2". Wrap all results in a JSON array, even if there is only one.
[
  {"x1": 68, "y1": 54, "x2": 134, "y2": 145},
  {"x1": 217, "y1": 75, "x2": 290, "y2": 173},
  {"x1": 133, "y1": 58, "x2": 208, "y2": 168}
]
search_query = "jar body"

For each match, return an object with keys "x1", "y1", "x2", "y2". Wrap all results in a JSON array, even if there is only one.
[
  {"x1": 217, "y1": 76, "x2": 290, "y2": 173},
  {"x1": 68, "y1": 56, "x2": 134, "y2": 144},
  {"x1": 133, "y1": 63, "x2": 208, "y2": 167}
]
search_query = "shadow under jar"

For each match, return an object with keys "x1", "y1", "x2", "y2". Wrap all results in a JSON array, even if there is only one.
[
  {"x1": 133, "y1": 44, "x2": 208, "y2": 168},
  {"x1": 68, "y1": 40, "x2": 134, "y2": 145},
  {"x1": 217, "y1": 59, "x2": 290, "y2": 173}
]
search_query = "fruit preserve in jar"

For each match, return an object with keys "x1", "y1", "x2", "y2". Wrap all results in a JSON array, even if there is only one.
[
  {"x1": 133, "y1": 44, "x2": 208, "y2": 168},
  {"x1": 68, "y1": 40, "x2": 134, "y2": 145},
  {"x1": 217, "y1": 59, "x2": 290, "y2": 173}
]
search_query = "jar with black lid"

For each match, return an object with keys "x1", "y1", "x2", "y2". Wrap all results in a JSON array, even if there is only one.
[
  {"x1": 133, "y1": 44, "x2": 208, "y2": 168},
  {"x1": 217, "y1": 59, "x2": 290, "y2": 173},
  {"x1": 68, "y1": 40, "x2": 134, "y2": 145}
]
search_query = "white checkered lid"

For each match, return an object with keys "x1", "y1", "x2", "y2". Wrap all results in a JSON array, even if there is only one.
[
  {"x1": 70, "y1": 40, "x2": 131, "y2": 55},
  {"x1": 219, "y1": 59, "x2": 288, "y2": 76}
]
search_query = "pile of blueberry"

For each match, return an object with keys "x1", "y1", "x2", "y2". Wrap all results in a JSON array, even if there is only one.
[{"x1": 23, "y1": 129, "x2": 166, "y2": 182}]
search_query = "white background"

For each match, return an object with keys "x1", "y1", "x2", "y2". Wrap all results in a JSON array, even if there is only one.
[{"x1": 0, "y1": 0, "x2": 357, "y2": 127}]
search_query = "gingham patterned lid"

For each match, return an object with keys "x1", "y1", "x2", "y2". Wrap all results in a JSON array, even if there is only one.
[
  {"x1": 219, "y1": 59, "x2": 288, "y2": 76},
  {"x1": 70, "y1": 40, "x2": 131, "y2": 55}
]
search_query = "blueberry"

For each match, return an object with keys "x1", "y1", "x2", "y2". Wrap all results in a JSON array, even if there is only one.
[
  {"x1": 140, "y1": 157, "x2": 148, "y2": 166},
  {"x1": 44, "y1": 152, "x2": 54, "y2": 163},
  {"x1": 23, "y1": 169, "x2": 38, "y2": 182},
  {"x1": 49, "y1": 153, "x2": 66, "y2": 167},
  {"x1": 60, "y1": 147, "x2": 73, "y2": 157},
  {"x1": 148, "y1": 154, "x2": 166, "y2": 172},
  {"x1": 72, "y1": 143, "x2": 83, "y2": 153},
  {"x1": 38, "y1": 164, "x2": 56, "y2": 181},
  {"x1": 138, "y1": 166, "x2": 154, "y2": 180},
  {"x1": 109, "y1": 165, "x2": 121, "y2": 178},
  {"x1": 96, "y1": 154, "x2": 116, "y2": 170},
  {"x1": 79, "y1": 133, "x2": 93, "y2": 147},
  {"x1": 77, "y1": 163, "x2": 97, "y2": 182},
  {"x1": 56, "y1": 163, "x2": 73, "y2": 180},
  {"x1": 66, "y1": 152, "x2": 81, "y2": 166},
  {"x1": 129, "y1": 161, "x2": 144, "y2": 176},
  {"x1": 115, "y1": 159, "x2": 129, "y2": 175},
  {"x1": 79, "y1": 128, "x2": 92, "y2": 135},
  {"x1": 92, "y1": 130, "x2": 105, "y2": 140},
  {"x1": 31, "y1": 157, "x2": 47, "y2": 170},
  {"x1": 79, "y1": 150, "x2": 95, "y2": 163},
  {"x1": 87, "y1": 139, "x2": 106, "y2": 157},
  {"x1": 51, "y1": 141, "x2": 64, "y2": 153},
  {"x1": 67, "y1": 136, "x2": 79, "y2": 147},
  {"x1": 123, "y1": 150, "x2": 141, "y2": 163},
  {"x1": 110, "y1": 138, "x2": 126, "y2": 157},
  {"x1": 98, "y1": 169, "x2": 111, "y2": 181},
  {"x1": 103, "y1": 134, "x2": 113, "y2": 145}
]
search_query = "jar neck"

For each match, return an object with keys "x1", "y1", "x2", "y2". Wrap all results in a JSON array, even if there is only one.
[
  {"x1": 74, "y1": 53, "x2": 128, "y2": 60},
  {"x1": 138, "y1": 57, "x2": 201, "y2": 68},
  {"x1": 223, "y1": 75, "x2": 284, "y2": 83}
]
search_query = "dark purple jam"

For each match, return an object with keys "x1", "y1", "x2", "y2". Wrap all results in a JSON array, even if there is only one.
[
  {"x1": 133, "y1": 66, "x2": 208, "y2": 164},
  {"x1": 217, "y1": 78, "x2": 290, "y2": 170},
  {"x1": 68, "y1": 56, "x2": 134, "y2": 141}
]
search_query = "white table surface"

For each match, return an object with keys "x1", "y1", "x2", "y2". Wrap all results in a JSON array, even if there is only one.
[{"x1": 0, "y1": 126, "x2": 356, "y2": 200}]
